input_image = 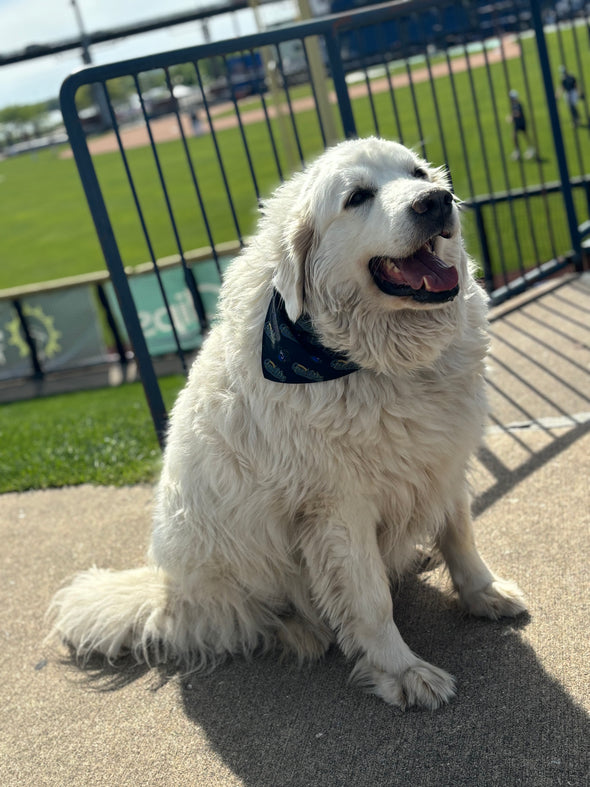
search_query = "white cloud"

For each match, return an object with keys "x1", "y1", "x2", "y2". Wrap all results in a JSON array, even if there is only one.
[
  {"x1": 0, "y1": 0, "x2": 297, "y2": 108},
  {"x1": 0, "y1": 0, "x2": 78, "y2": 49}
]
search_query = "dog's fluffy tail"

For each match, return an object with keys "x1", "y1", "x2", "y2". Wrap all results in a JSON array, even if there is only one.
[
  {"x1": 46, "y1": 565, "x2": 277, "y2": 668},
  {"x1": 47, "y1": 566, "x2": 179, "y2": 665}
]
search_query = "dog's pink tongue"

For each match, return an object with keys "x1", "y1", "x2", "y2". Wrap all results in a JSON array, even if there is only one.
[{"x1": 396, "y1": 248, "x2": 458, "y2": 292}]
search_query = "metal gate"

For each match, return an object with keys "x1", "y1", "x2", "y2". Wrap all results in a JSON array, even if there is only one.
[{"x1": 59, "y1": 0, "x2": 589, "y2": 442}]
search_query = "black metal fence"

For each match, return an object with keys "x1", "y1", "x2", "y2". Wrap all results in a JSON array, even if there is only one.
[{"x1": 58, "y1": 0, "x2": 589, "y2": 442}]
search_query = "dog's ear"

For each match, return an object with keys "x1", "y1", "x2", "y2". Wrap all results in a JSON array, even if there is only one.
[{"x1": 273, "y1": 217, "x2": 315, "y2": 322}]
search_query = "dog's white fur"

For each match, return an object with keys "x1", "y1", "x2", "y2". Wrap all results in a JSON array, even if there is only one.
[{"x1": 48, "y1": 138, "x2": 526, "y2": 709}]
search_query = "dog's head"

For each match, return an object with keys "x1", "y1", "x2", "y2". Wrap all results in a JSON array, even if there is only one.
[{"x1": 266, "y1": 138, "x2": 484, "y2": 373}]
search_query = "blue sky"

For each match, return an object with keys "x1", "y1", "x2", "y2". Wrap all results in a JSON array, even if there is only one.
[{"x1": 0, "y1": 0, "x2": 298, "y2": 109}]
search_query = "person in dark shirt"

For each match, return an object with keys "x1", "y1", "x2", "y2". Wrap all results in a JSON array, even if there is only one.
[
  {"x1": 557, "y1": 65, "x2": 582, "y2": 127},
  {"x1": 508, "y1": 89, "x2": 535, "y2": 161}
]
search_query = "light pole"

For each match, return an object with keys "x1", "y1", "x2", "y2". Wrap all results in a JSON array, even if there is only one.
[
  {"x1": 248, "y1": 0, "x2": 298, "y2": 170},
  {"x1": 70, "y1": 0, "x2": 91, "y2": 64},
  {"x1": 70, "y1": 0, "x2": 111, "y2": 129},
  {"x1": 297, "y1": 0, "x2": 338, "y2": 145}
]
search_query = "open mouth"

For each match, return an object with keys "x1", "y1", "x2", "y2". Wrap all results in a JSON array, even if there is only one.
[{"x1": 369, "y1": 240, "x2": 459, "y2": 303}]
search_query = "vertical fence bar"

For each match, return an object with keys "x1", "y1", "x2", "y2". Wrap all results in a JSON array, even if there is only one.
[
  {"x1": 300, "y1": 37, "x2": 328, "y2": 148},
  {"x1": 96, "y1": 283, "x2": 128, "y2": 371},
  {"x1": 554, "y1": 19, "x2": 586, "y2": 174},
  {"x1": 431, "y1": 6, "x2": 491, "y2": 282},
  {"x1": 161, "y1": 66, "x2": 210, "y2": 332},
  {"x1": 60, "y1": 75, "x2": 168, "y2": 446},
  {"x1": 375, "y1": 25, "x2": 405, "y2": 144},
  {"x1": 274, "y1": 44, "x2": 305, "y2": 165},
  {"x1": 503, "y1": 26, "x2": 559, "y2": 263},
  {"x1": 473, "y1": 206, "x2": 494, "y2": 294},
  {"x1": 481, "y1": 41, "x2": 527, "y2": 278},
  {"x1": 252, "y1": 46, "x2": 285, "y2": 180},
  {"x1": 171, "y1": 84, "x2": 224, "y2": 278},
  {"x1": 561, "y1": 15, "x2": 590, "y2": 213},
  {"x1": 103, "y1": 78, "x2": 189, "y2": 373},
  {"x1": 193, "y1": 60, "x2": 244, "y2": 245},
  {"x1": 570, "y1": 7, "x2": 590, "y2": 128},
  {"x1": 422, "y1": 43, "x2": 450, "y2": 170},
  {"x1": 494, "y1": 28, "x2": 546, "y2": 266},
  {"x1": 222, "y1": 52, "x2": 262, "y2": 200},
  {"x1": 461, "y1": 38, "x2": 510, "y2": 287},
  {"x1": 530, "y1": 0, "x2": 582, "y2": 265},
  {"x1": 12, "y1": 299, "x2": 43, "y2": 379},
  {"x1": 363, "y1": 65, "x2": 380, "y2": 136},
  {"x1": 405, "y1": 60, "x2": 426, "y2": 158}
]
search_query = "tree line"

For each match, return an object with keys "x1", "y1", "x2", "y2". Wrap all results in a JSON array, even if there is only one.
[{"x1": 0, "y1": 61, "x2": 222, "y2": 140}]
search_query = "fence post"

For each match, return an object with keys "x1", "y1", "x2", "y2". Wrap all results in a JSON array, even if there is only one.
[
  {"x1": 473, "y1": 206, "x2": 495, "y2": 294},
  {"x1": 12, "y1": 299, "x2": 43, "y2": 380},
  {"x1": 530, "y1": 0, "x2": 582, "y2": 268},
  {"x1": 96, "y1": 283, "x2": 128, "y2": 372}
]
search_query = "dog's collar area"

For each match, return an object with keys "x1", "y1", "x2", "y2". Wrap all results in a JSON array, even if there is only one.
[{"x1": 262, "y1": 290, "x2": 360, "y2": 383}]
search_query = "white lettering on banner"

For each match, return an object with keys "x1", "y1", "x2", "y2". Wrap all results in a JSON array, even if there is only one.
[
  {"x1": 153, "y1": 307, "x2": 173, "y2": 335},
  {"x1": 139, "y1": 310, "x2": 156, "y2": 339},
  {"x1": 139, "y1": 289, "x2": 210, "y2": 339}
]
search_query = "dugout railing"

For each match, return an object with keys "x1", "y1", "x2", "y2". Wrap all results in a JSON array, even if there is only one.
[{"x1": 57, "y1": 0, "x2": 589, "y2": 443}]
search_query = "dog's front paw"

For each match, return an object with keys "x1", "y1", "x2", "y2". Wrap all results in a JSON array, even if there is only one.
[
  {"x1": 461, "y1": 577, "x2": 527, "y2": 620},
  {"x1": 356, "y1": 659, "x2": 456, "y2": 710},
  {"x1": 399, "y1": 662, "x2": 457, "y2": 710}
]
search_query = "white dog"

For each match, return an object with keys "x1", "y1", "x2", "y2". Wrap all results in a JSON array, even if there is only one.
[{"x1": 48, "y1": 138, "x2": 526, "y2": 710}]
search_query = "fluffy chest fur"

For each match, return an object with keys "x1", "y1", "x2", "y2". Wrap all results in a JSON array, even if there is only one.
[{"x1": 164, "y1": 319, "x2": 486, "y2": 561}]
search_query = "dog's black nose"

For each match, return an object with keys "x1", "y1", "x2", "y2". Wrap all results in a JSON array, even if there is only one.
[{"x1": 411, "y1": 189, "x2": 453, "y2": 219}]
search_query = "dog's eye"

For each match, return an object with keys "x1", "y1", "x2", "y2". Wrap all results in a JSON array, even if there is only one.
[
  {"x1": 413, "y1": 167, "x2": 429, "y2": 179},
  {"x1": 345, "y1": 188, "x2": 376, "y2": 209}
]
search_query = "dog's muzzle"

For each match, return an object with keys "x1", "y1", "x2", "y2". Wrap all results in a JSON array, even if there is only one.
[
  {"x1": 370, "y1": 188, "x2": 459, "y2": 304},
  {"x1": 411, "y1": 188, "x2": 454, "y2": 225}
]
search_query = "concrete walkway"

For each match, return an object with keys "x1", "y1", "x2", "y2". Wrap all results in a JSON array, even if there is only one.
[{"x1": 1, "y1": 274, "x2": 589, "y2": 786}]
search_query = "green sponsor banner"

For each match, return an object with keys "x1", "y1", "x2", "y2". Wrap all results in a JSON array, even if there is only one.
[
  {"x1": 0, "y1": 286, "x2": 108, "y2": 380},
  {"x1": 104, "y1": 257, "x2": 232, "y2": 357}
]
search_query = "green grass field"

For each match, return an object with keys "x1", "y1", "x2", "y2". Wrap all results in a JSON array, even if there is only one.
[
  {"x1": 0, "y1": 27, "x2": 588, "y2": 292},
  {"x1": 0, "y1": 375, "x2": 184, "y2": 493},
  {"x1": 0, "y1": 25, "x2": 588, "y2": 493}
]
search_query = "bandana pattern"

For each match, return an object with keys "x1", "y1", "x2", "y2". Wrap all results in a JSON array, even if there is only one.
[{"x1": 261, "y1": 290, "x2": 360, "y2": 383}]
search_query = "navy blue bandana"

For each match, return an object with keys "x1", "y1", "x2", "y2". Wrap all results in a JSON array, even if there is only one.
[{"x1": 261, "y1": 290, "x2": 360, "y2": 383}]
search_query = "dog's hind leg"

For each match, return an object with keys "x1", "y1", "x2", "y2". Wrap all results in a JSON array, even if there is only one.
[
  {"x1": 438, "y1": 488, "x2": 527, "y2": 620},
  {"x1": 275, "y1": 615, "x2": 334, "y2": 664},
  {"x1": 299, "y1": 498, "x2": 456, "y2": 710},
  {"x1": 273, "y1": 578, "x2": 335, "y2": 664}
]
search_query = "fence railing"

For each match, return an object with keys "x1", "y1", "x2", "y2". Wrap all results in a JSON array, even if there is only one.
[{"x1": 50, "y1": 0, "x2": 590, "y2": 441}]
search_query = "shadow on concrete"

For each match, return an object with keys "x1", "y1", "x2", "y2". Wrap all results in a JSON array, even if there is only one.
[
  {"x1": 475, "y1": 274, "x2": 590, "y2": 517},
  {"x1": 65, "y1": 573, "x2": 590, "y2": 786},
  {"x1": 474, "y1": 418, "x2": 590, "y2": 517},
  {"x1": 172, "y1": 577, "x2": 588, "y2": 787}
]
